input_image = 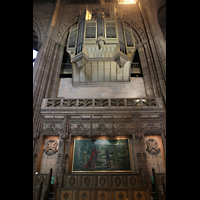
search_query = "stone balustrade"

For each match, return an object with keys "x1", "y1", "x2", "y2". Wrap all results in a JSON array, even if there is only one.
[{"x1": 41, "y1": 98, "x2": 163, "y2": 109}]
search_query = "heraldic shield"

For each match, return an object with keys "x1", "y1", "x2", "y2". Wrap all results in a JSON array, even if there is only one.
[
  {"x1": 146, "y1": 138, "x2": 160, "y2": 155},
  {"x1": 44, "y1": 139, "x2": 58, "y2": 155}
]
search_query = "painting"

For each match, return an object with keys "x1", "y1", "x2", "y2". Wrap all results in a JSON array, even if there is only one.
[{"x1": 72, "y1": 139, "x2": 131, "y2": 172}]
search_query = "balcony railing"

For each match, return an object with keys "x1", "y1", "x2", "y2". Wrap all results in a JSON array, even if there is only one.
[
  {"x1": 41, "y1": 98, "x2": 163, "y2": 109},
  {"x1": 131, "y1": 62, "x2": 141, "y2": 74},
  {"x1": 60, "y1": 63, "x2": 72, "y2": 74}
]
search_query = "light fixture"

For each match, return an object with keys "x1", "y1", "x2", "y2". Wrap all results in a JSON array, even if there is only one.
[{"x1": 118, "y1": 0, "x2": 137, "y2": 4}]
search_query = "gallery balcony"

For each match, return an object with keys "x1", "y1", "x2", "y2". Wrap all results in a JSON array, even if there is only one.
[{"x1": 41, "y1": 97, "x2": 164, "y2": 115}]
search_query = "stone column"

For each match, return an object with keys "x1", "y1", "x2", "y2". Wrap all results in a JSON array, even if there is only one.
[
  {"x1": 33, "y1": 0, "x2": 65, "y2": 137},
  {"x1": 49, "y1": 43, "x2": 65, "y2": 98},
  {"x1": 137, "y1": 0, "x2": 166, "y2": 105},
  {"x1": 143, "y1": 1, "x2": 166, "y2": 80},
  {"x1": 143, "y1": 43, "x2": 160, "y2": 98},
  {"x1": 137, "y1": 43, "x2": 154, "y2": 98}
]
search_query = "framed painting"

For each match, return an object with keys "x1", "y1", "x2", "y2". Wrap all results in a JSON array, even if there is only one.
[{"x1": 72, "y1": 139, "x2": 132, "y2": 172}]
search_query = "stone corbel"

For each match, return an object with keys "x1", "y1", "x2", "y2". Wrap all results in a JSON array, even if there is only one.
[
  {"x1": 96, "y1": 36, "x2": 105, "y2": 49},
  {"x1": 72, "y1": 52, "x2": 88, "y2": 68},
  {"x1": 113, "y1": 51, "x2": 130, "y2": 68}
]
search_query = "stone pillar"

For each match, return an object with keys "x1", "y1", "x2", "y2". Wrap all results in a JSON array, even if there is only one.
[
  {"x1": 137, "y1": 0, "x2": 166, "y2": 105},
  {"x1": 143, "y1": 1, "x2": 166, "y2": 80},
  {"x1": 137, "y1": 43, "x2": 154, "y2": 98},
  {"x1": 49, "y1": 44, "x2": 65, "y2": 98},
  {"x1": 33, "y1": 0, "x2": 65, "y2": 137},
  {"x1": 143, "y1": 43, "x2": 160, "y2": 97}
]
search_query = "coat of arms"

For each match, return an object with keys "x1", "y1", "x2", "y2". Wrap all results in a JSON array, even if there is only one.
[
  {"x1": 146, "y1": 138, "x2": 160, "y2": 155},
  {"x1": 44, "y1": 139, "x2": 58, "y2": 155}
]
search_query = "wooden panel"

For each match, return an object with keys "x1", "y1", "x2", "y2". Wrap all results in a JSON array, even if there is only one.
[
  {"x1": 114, "y1": 191, "x2": 127, "y2": 200},
  {"x1": 79, "y1": 191, "x2": 90, "y2": 200},
  {"x1": 133, "y1": 191, "x2": 145, "y2": 200},
  {"x1": 82, "y1": 176, "x2": 93, "y2": 187},
  {"x1": 61, "y1": 191, "x2": 73, "y2": 200},
  {"x1": 97, "y1": 175, "x2": 108, "y2": 187},
  {"x1": 97, "y1": 191, "x2": 109, "y2": 200}
]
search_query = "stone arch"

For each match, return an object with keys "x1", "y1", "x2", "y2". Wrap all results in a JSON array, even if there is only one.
[
  {"x1": 54, "y1": 8, "x2": 154, "y2": 98},
  {"x1": 157, "y1": 3, "x2": 166, "y2": 40},
  {"x1": 56, "y1": 16, "x2": 79, "y2": 46},
  {"x1": 33, "y1": 15, "x2": 45, "y2": 49},
  {"x1": 56, "y1": 7, "x2": 147, "y2": 47}
]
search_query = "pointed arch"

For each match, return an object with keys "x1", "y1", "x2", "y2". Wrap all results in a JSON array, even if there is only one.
[
  {"x1": 56, "y1": 7, "x2": 147, "y2": 47},
  {"x1": 33, "y1": 15, "x2": 45, "y2": 49},
  {"x1": 56, "y1": 16, "x2": 79, "y2": 46}
]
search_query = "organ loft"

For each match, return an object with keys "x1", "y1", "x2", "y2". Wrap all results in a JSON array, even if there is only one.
[{"x1": 33, "y1": 0, "x2": 166, "y2": 199}]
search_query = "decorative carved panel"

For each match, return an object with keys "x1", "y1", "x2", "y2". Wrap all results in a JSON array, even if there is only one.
[
  {"x1": 79, "y1": 191, "x2": 90, "y2": 200},
  {"x1": 114, "y1": 176, "x2": 122, "y2": 186},
  {"x1": 82, "y1": 176, "x2": 92, "y2": 187},
  {"x1": 133, "y1": 191, "x2": 145, "y2": 200},
  {"x1": 97, "y1": 191, "x2": 108, "y2": 200},
  {"x1": 61, "y1": 191, "x2": 72, "y2": 200},
  {"x1": 129, "y1": 176, "x2": 136, "y2": 186},
  {"x1": 99, "y1": 176, "x2": 106, "y2": 186},
  {"x1": 146, "y1": 138, "x2": 160, "y2": 155},
  {"x1": 115, "y1": 191, "x2": 127, "y2": 200},
  {"x1": 44, "y1": 139, "x2": 58, "y2": 155}
]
